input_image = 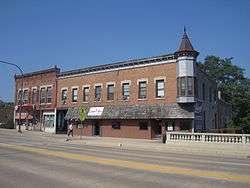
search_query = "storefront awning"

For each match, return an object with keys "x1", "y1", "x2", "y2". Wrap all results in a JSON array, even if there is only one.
[
  {"x1": 64, "y1": 103, "x2": 194, "y2": 121},
  {"x1": 15, "y1": 113, "x2": 33, "y2": 120}
]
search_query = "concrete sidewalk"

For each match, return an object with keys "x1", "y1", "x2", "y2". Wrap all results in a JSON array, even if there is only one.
[{"x1": 3, "y1": 129, "x2": 250, "y2": 159}]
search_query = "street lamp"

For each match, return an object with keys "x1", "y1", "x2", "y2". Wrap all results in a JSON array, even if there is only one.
[{"x1": 0, "y1": 60, "x2": 23, "y2": 133}]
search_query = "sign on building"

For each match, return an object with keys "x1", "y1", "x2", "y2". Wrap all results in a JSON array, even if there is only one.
[{"x1": 88, "y1": 107, "x2": 104, "y2": 116}]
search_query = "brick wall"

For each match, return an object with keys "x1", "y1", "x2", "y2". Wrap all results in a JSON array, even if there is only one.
[
  {"x1": 57, "y1": 62, "x2": 177, "y2": 108},
  {"x1": 15, "y1": 69, "x2": 59, "y2": 110},
  {"x1": 72, "y1": 120, "x2": 152, "y2": 139}
]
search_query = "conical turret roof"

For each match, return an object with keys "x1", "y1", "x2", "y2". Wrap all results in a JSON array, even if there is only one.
[
  {"x1": 178, "y1": 27, "x2": 194, "y2": 52},
  {"x1": 175, "y1": 27, "x2": 199, "y2": 58}
]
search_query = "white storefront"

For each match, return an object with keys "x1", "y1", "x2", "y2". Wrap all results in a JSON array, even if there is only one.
[{"x1": 42, "y1": 109, "x2": 56, "y2": 133}]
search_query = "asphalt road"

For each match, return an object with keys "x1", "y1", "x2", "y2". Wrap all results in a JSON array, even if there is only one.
[{"x1": 0, "y1": 130, "x2": 250, "y2": 188}]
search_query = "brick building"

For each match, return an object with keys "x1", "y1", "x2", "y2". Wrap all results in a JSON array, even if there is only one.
[
  {"x1": 14, "y1": 67, "x2": 60, "y2": 133},
  {"x1": 14, "y1": 30, "x2": 231, "y2": 138}
]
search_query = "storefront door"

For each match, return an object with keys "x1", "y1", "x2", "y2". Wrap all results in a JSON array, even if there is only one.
[{"x1": 94, "y1": 122, "x2": 100, "y2": 136}]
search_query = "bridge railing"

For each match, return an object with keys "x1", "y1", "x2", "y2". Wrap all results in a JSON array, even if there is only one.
[{"x1": 166, "y1": 132, "x2": 250, "y2": 144}]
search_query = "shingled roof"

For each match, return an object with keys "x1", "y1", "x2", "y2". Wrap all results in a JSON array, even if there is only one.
[
  {"x1": 178, "y1": 28, "x2": 194, "y2": 52},
  {"x1": 65, "y1": 103, "x2": 194, "y2": 120}
]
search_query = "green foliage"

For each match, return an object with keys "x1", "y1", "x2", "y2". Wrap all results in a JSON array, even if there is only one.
[
  {"x1": 0, "y1": 99, "x2": 14, "y2": 129},
  {"x1": 198, "y1": 56, "x2": 250, "y2": 131}
]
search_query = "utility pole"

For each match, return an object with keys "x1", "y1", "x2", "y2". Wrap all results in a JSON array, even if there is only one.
[{"x1": 0, "y1": 60, "x2": 24, "y2": 133}]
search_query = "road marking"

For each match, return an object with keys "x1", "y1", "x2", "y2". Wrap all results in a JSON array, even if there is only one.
[
  {"x1": 52, "y1": 144, "x2": 250, "y2": 167},
  {"x1": 0, "y1": 143, "x2": 250, "y2": 184}
]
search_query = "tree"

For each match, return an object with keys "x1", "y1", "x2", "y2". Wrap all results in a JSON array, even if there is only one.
[{"x1": 198, "y1": 56, "x2": 250, "y2": 132}]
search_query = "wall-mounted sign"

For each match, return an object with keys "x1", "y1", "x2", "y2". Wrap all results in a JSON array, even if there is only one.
[{"x1": 88, "y1": 107, "x2": 104, "y2": 116}]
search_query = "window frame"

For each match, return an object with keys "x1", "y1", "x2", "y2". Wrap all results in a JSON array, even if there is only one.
[
  {"x1": 155, "y1": 79, "x2": 165, "y2": 98},
  {"x1": 23, "y1": 89, "x2": 29, "y2": 104},
  {"x1": 122, "y1": 82, "x2": 130, "y2": 100},
  {"x1": 139, "y1": 121, "x2": 148, "y2": 130},
  {"x1": 107, "y1": 84, "x2": 114, "y2": 101},
  {"x1": 40, "y1": 87, "x2": 46, "y2": 104},
  {"x1": 83, "y1": 87, "x2": 90, "y2": 102},
  {"x1": 112, "y1": 121, "x2": 121, "y2": 130},
  {"x1": 95, "y1": 85, "x2": 102, "y2": 102},
  {"x1": 32, "y1": 88, "x2": 37, "y2": 104},
  {"x1": 61, "y1": 89, "x2": 67, "y2": 103},
  {"x1": 138, "y1": 81, "x2": 147, "y2": 99},
  {"x1": 72, "y1": 88, "x2": 78, "y2": 103},
  {"x1": 46, "y1": 86, "x2": 53, "y2": 104}
]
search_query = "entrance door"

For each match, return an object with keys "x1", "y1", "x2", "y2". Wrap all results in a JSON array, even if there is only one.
[
  {"x1": 155, "y1": 122, "x2": 162, "y2": 138},
  {"x1": 94, "y1": 122, "x2": 100, "y2": 136}
]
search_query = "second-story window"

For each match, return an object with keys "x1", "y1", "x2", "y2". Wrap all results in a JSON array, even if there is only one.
[
  {"x1": 122, "y1": 83, "x2": 130, "y2": 100},
  {"x1": 107, "y1": 84, "x2": 114, "y2": 101},
  {"x1": 83, "y1": 87, "x2": 89, "y2": 102},
  {"x1": 17, "y1": 90, "x2": 22, "y2": 105},
  {"x1": 40, "y1": 87, "x2": 46, "y2": 104},
  {"x1": 180, "y1": 77, "x2": 186, "y2": 96},
  {"x1": 187, "y1": 77, "x2": 193, "y2": 96},
  {"x1": 138, "y1": 81, "x2": 147, "y2": 99},
  {"x1": 61, "y1": 89, "x2": 67, "y2": 103},
  {"x1": 23, "y1": 90, "x2": 29, "y2": 104},
  {"x1": 95, "y1": 85, "x2": 102, "y2": 101},
  {"x1": 177, "y1": 77, "x2": 194, "y2": 97},
  {"x1": 47, "y1": 86, "x2": 52, "y2": 103},
  {"x1": 72, "y1": 88, "x2": 78, "y2": 102},
  {"x1": 156, "y1": 80, "x2": 165, "y2": 98},
  {"x1": 32, "y1": 88, "x2": 37, "y2": 104}
]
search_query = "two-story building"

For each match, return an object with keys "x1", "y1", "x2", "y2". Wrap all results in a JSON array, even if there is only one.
[
  {"x1": 14, "y1": 67, "x2": 60, "y2": 133},
  {"x1": 14, "y1": 30, "x2": 231, "y2": 138}
]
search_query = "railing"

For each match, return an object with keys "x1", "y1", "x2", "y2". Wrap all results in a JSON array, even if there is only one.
[{"x1": 166, "y1": 132, "x2": 250, "y2": 144}]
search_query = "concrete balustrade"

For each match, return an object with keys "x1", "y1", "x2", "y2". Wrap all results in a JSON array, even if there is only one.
[{"x1": 166, "y1": 132, "x2": 250, "y2": 144}]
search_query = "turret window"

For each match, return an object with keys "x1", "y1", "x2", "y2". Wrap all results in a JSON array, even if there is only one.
[{"x1": 177, "y1": 77, "x2": 194, "y2": 97}]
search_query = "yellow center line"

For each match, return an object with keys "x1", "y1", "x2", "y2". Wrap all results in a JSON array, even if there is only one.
[{"x1": 0, "y1": 143, "x2": 250, "y2": 184}]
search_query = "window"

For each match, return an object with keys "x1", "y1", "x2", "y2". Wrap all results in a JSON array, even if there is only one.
[
  {"x1": 17, "y1": 90, "x2": 22, "y2": 105},
  {"x1": 138, "y1": 81, "x2": 147, "y2": 99},
  {"x1": 107, "y1": 84, "x2": 114, "y2": 101},
  {"x1": 122, "y1": 83, "x2": 130, "y2": 100},
  {"x1": 47, "y1": 87, "x2": 52, "y2": 103},
  {"x1": 177, "y1": 77, "x2": 194, "y2": 97},
  {"x1": 72, "y1": 88, "x2": 78, "y2": 102},
  {"x1": 43, "y1": 114, "x2": 54, "y2": 128},
  {"x1": 83, "y1": 87, "x2": 90, "y2": 102},
  {"x1": 95, "y1": 85, "x2": 102, "y2": 101},
  {"x1": 23, "y1": 90, "x2": 29, "y2": 104},
  {"x1": 139, "y1": 121, "x2": 148, "y2": 130},
  {"x1": 112, "y1": 121, "x2": 121, "y2": 129},
  {"x1": 187, "y1": 77, "x2": 193, "y2": 96},
  {"x1": 202, "y1": 83, "x2": 205, "y2": 100},
  {"x1": 32, "y1": 88, "x2": 37, "y2": 104},
  {"x1": 61, "y1": 89, "x2": 67, "y2": 103},
  {"x1": 180, "y1": 77, "x2": 186, "y2": 96},
  {"x1": 156, "y1": 80, "x2": 165, "y2": 98},
  {"x1": 40, "y1": 88, "x2": 46, "y2": 104}
]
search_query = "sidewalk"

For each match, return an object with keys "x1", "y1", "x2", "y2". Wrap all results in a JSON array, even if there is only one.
[{"x1": 17, "y1": 130, "x2": 250, "y2": 159}]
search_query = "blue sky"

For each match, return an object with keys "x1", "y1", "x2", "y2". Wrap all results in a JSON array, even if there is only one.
[{"x1": 0, "y1": 0, "x2": 250, "y2": 102}]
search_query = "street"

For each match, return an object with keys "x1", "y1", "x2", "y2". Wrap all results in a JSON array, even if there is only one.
[{"x1": 0, "y1": 130, "x2": 250, "y2": 188}]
